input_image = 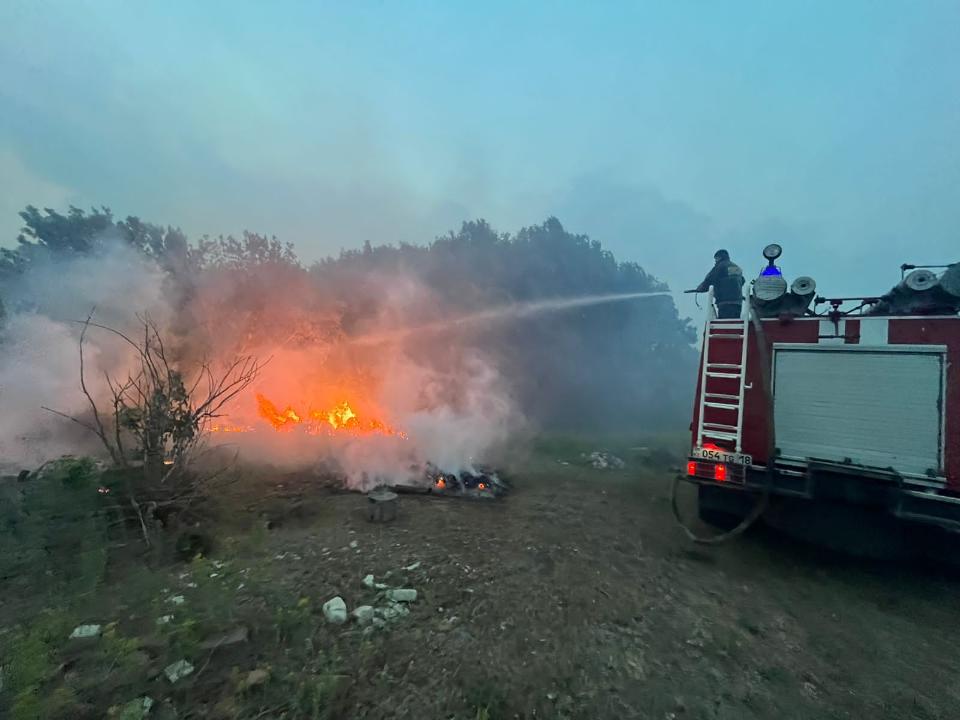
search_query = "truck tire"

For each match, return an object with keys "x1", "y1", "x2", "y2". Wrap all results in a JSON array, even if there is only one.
[{"x1": 698, "y1": 484, "x2": 752, "y2": 530}]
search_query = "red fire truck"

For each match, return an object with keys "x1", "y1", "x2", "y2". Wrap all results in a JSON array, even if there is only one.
[{"x1": 683, "y1": 245, "x2": 960, "y2": 545}]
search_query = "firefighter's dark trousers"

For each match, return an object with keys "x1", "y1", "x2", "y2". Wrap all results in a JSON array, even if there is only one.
[{"x1": 716, "y1": 303, "x2": 742, "y2": 319}]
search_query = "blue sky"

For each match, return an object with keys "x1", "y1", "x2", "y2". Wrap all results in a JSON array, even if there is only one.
[{"x1": 2, "y1": 1, "x2": 958, "y2": 318}]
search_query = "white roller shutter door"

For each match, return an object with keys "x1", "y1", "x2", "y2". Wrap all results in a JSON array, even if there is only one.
[{"x1": 773, "y1": 347, "x2": 944, "y2": 477}]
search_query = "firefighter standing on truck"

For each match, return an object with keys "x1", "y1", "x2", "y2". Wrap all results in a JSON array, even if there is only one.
[{"x1": 688, "y1": 249, "x2": 745, "y2": 319}]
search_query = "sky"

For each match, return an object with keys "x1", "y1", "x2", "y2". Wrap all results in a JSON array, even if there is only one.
[{"x1": 2, "y1": 0, "x2": 958, "y2": 321}]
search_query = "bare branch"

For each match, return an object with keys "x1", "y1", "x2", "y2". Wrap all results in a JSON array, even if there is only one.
[{"x1": 40, "y1": 406, "x2": 99, "y2": 434}]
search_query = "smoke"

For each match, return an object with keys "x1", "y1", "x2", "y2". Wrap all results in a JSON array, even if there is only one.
[
  {"x1": 0, "y1": 238, "x2": 524, "y2": 487},
  {"x1": 187, "y1": 266, "x2": 525, "y2": 489},
  {"x1": 0, "y1": 240, "x2": 169, "y2": 468}
]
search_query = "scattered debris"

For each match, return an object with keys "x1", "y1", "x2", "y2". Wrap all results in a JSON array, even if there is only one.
[
  {"x1": 403, "y1": 561, "x2": 421, "y2": 571},
  {"x1": 169, "y1": 595, "x2": 186, "y2": 606},
  {"x1": 156, "y1": 615, "x2": 174, "y2": 625},
  {"x1": 352, "y1": 605, "x2": 376, "y2": 625},
  {"x1": 363, "y1": 573, "x2": 387, "y2": 589},
  {"x1": 164, "y1": 659, "x2": 195, "y2": 684},
  {"x1": 69, "y1": 624, "x2": 102, "y2": 639},
  {"x1": 393, "y1": 464, "x2": 509, "y2": 498},
  {"x1": 583, "y1": 451, "x2": 626, "y2": 470},
  {"x1": 242, "y1": 668, "x2": 270, "y2": 690},
  {"x1": 323, "y1": 596, "x2": 348, "y2": 624},
  {"x1": 378, "y1": 603, "x2": 410, "y2": 621},
  {"x1": 200, "y1": 625, "x2": 249, "y2": 650},
  {"x1": 349, "y1": 540, "x2": 359, "y2": 549},
  {"x1": 114, "y1": 696, "x2": 154, "y2": 720},
  {"x1": 386, "y1": 588, "x2": 417, "y2": 603}
]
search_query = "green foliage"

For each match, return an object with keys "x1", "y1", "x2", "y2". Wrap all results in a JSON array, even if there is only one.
[
  {"x1": 4, "y1": 205, "x2": 193, "y2": 277},
  {"x1": 0, "y1": 458, "x2": 109, "y2": 601},
  {"x1": 4, "y1": 609, "x2": 74, "y2": 720},
  {"x1": 274, "y1": 597, "x2": 314, "y2": 647},
  {"x1": 195, "y1": 230, "x2": 299, "y2": 270}
]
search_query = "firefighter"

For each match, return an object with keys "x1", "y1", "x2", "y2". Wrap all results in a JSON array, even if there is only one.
[{"x1": 687, "y1": 249, "x2": 745, "y2": 318}]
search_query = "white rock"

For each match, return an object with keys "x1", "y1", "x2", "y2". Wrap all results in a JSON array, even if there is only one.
[
  {"x1": 164, "y1": 659, "x2": 195, "y2": 683},
  {"x1": 352, "y1": 605, "x2": 375, "y2": 625},
  {"x1": 379, "y1": 604, "x2": 406, "y2": 621},
  {"x1": 69, "y1": 624, "x2": 102, "y2": 639},
  {"x1": 349, "y1": 540, "x2": 359, "y2": 549},
  {"x1": 386, "y1": 588, "x2": 417, "y2": 603},
  {"x1": 117, "y1": 696, "x2": 154, "y2": 720},
  {"x1": 403, "y1": 561, "x2": 421, "y2": 571},
  {"x1": 362, "y1": 574, "x2": 375, "y2": 588},
  {"x1": 323, "y1": 596, "x2": 348, "y2": 624},
  {"x1": 156, "y1": 615, "x2": 174, "y2": 625},
  {"x1": 169, "y1": 595, "x2": 186, "y2": 605}
]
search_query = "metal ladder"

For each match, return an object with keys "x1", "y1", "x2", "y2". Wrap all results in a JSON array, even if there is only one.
[{"x1": 695, "y1": 290, "x2": 750, "y2": 452}]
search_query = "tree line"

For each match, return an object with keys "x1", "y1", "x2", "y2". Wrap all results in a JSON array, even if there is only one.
[{"x1": 1, "y1": 205, "x2": 697, "y2": 431}]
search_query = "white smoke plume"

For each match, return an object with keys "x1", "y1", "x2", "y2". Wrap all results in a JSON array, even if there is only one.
[
  {"x1": 0, "y1": 241, "x2": 169, "y2": 468},
  {"x1": 0, "y1": 239, "x2": 524, "y2": 486}
]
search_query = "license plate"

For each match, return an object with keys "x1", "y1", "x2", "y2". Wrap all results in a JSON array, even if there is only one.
[{"x1": 692, "y1": 447, "x2": 753, "y2": 466}]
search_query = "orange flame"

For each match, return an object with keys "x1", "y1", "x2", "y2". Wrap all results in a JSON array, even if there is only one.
[
  {"x1": 255, "y1": 393, "x2": 404, "y2": 437},
  {"x1": 257, "y1": 394, "x2": 302, "y2": 431}
]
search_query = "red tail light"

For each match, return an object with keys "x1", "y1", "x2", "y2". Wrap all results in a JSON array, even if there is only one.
[
  {"x1": 687, "y1": 461, "x2": 696, "y2": 476},
  {"x1": 714, "y1": 464, "x2": 727, "y2": 482}
]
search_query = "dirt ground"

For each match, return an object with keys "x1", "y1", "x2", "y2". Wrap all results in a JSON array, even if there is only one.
[{"x1": 5, "y1": 440, "x2": 960, "y2": 719}]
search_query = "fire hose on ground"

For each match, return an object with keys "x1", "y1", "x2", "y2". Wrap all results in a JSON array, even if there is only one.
[{"x1": 671, "y1": 302, "x2": 776, "y2": 544}]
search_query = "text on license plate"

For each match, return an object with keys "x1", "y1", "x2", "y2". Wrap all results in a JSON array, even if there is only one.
[{"x1": 692, "y1": 447, "x2": 752, "y2": 466}]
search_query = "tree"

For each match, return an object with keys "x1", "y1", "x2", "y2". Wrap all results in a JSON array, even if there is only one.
[{"x1": 43, "y1": 311, "x2": 264, "y2": 542}]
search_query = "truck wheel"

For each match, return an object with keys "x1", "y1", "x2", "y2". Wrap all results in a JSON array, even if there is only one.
[{"x1": 698, "y1": 484, "x2": 751, "y2": 530}]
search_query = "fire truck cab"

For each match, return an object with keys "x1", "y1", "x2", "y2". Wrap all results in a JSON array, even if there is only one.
[{"x1": 686, "y1": 246, "x2": 960, "y2": 545}]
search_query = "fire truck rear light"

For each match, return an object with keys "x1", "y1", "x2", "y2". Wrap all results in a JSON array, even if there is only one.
[
  {"x1": 687, "y1": 461, "x2": 697, "y2": 476},
  {"x1": 714, "y1": 464, "x2": 727, "y2": 482}
]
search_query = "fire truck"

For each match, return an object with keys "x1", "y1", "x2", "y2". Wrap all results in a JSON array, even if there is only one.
[{"x1": 681, "y1": 245, "x2": 960, "y2": 547}]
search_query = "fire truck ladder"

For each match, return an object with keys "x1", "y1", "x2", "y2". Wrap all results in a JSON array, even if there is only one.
[{"x1": 695, "y1": 290, "x2": 750, "y2": 452}]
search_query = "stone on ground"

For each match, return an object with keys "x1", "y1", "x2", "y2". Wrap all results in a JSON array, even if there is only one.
[
  {"x1": 323, "y1": 596, "x2": 348, "y2": 624},
  {"x1": 386, "y1": 588, "x2": 417, "y2": 603}
]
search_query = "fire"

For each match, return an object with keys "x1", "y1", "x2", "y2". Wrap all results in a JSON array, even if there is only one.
[
  {"x1": 435, "y1": 477, "x2": 447, "y2": 489},
  {"x1": 209, "y1": 423, "x2": 254, "y2": 433},
  {"x1": 255, "y1": 393, "x2": 404, "y2": 437},
  {"x1": 325, "y1": 402, "x2": 357, "y2": 429},
  {"x1": 257, "y1": 394, "x2": 302, "y2": 430}
]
